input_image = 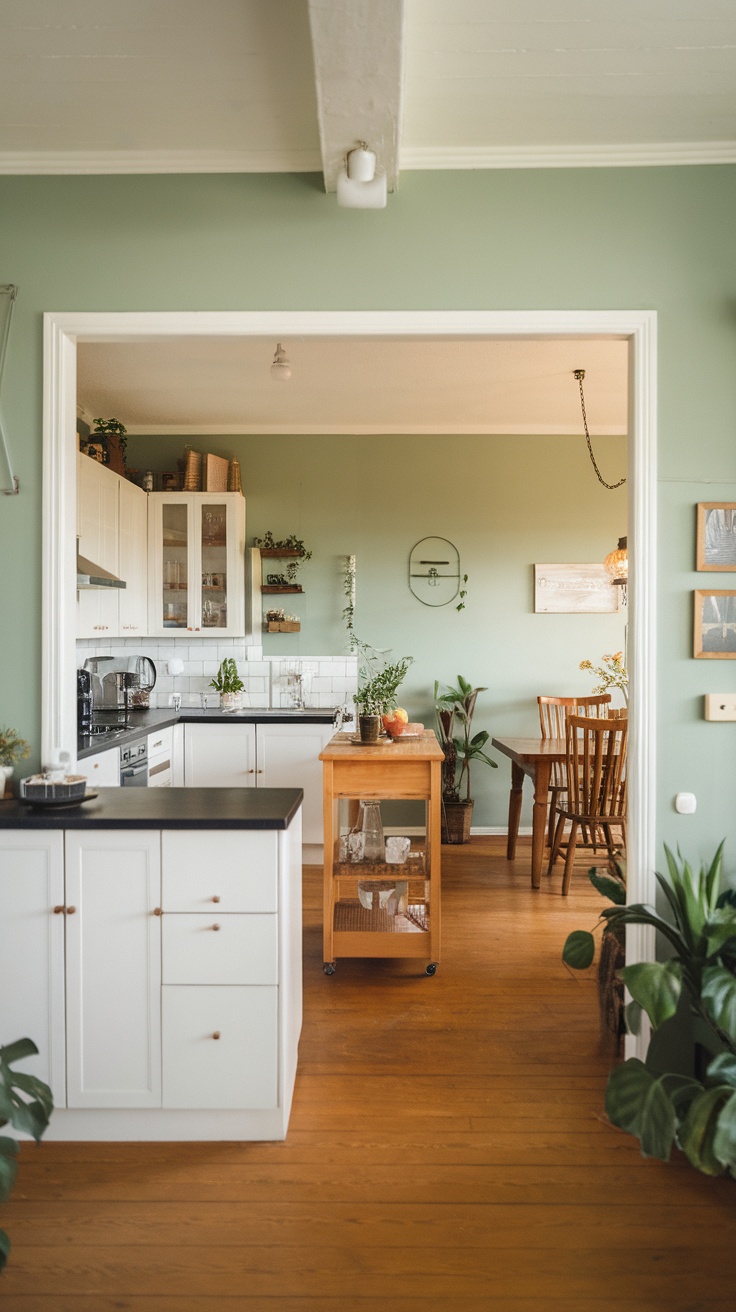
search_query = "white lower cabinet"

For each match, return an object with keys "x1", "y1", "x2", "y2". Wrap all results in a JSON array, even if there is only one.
[
  {"x1": 0, "y1": 819, "x2": 301, "y2": 1138},
  {"x1": 65, "y1": 831, "x2": 162, "y2": 1109},
  {"x1": 184, "y1": 721, "x2": 333, "y2": 842},
  {"x1": 0, "y1": 832, "x2": 66, "y2": 1103},
  {"x1": 162, "y1": 986, "x2": 278, "y2": 1109},
  {"x1": 76, "y1": 745, "x2": 120, "y2": 787}
]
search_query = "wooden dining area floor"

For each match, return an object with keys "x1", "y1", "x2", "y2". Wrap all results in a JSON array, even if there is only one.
[{"x1": 3, "y1": 837, "x2": 735, "y2": 1312}]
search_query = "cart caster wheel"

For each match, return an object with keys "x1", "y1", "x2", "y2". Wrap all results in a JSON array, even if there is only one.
[
  {"x1": 323, "y1": 962, "x2": 336, "y2": 976},
  {"x1": 425, "y1": 962, "x2": 438, "y2": 976}
]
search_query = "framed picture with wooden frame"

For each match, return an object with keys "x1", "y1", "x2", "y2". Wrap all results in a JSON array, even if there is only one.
[
  {"x1": 696, "y1": 503, "x2": 736, "y2": 571},
  {"x1": 693, "y1": 589, "x2": 736, "y2": 659}
]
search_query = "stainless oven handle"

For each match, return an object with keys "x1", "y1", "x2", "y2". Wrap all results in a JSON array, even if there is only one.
[{"x1": 121, "y1": 762, "x2": 148, "y2": 780}]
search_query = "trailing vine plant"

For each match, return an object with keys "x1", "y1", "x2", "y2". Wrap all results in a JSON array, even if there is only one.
[
  {"x1": 253, "y1": 532, "x2": 312, "y2": 584},
  {"x1": 456, "y1": 573, "x2": 469, "y2": 612}
]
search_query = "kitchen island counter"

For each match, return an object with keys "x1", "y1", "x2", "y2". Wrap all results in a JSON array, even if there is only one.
[{"x1": 0, "y1": 786, "x2": 303, "y2": 830}]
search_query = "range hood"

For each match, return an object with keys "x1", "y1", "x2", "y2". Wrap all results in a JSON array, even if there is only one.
[{"x1": 77, "y1": 550, "x2": 127, "y2": 590}]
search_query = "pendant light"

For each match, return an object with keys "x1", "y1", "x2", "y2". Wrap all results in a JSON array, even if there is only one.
[
  {"x1": 604, "y1": 536, "x2": 628, "y2": 606},
  {"x1": 270, "y1": 342, "x2": 291, "y2": 381}
]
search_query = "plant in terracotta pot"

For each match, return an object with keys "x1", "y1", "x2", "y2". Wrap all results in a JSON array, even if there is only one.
[
  {"x1": 0, "y1": 726, "x2": 30, "y2": 799},
  {"x1": 354, "y1": 653, "x2": 413, "y2": 743},
  {"x1": 210, "y1": 658, "x2": 245, "y2": 713},
  {"x1": 434, "y1": 677, "x2": 496, "y2": 843}
]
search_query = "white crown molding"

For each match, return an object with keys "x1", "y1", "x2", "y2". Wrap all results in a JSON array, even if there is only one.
[
  {"x1": 0, "y1": 149, "x2": 323, "y2": 176},
  {"x1": 123, "y1": 422, "x2": 627, "y2": 437},
  {"x1": 4, "y1": 141, "x2": 736, "y2": 176},
  {"x1": 401, "y1": 142, "x2": 736, "y2": 170}
]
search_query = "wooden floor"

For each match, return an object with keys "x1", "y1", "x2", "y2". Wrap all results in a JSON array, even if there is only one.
[{"x1": 2, "y1": 837, "x2": 734, "y2": 1310}]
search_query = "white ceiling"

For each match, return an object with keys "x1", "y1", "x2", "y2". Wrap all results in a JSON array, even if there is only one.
[
  {"x1": 76, "y1": 336, "x2": 628, "y2": 436},
  {"x1": 1, "y1": 1, "x2": 734, "y2": 176}
]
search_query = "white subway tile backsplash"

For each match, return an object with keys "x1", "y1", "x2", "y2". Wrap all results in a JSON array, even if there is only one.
[
  {"x1": 311, "y1": 677, "x2": 331, "y2": 693},
  {"x1": 202, "y1": 661, "x2": 219, "y2": 677},
  {"x1": 332, "y1": 676, "x2": 355, "y2": 694},
  {"x1": 184, "y1": 661, "x2": 204, "y2": 677}
]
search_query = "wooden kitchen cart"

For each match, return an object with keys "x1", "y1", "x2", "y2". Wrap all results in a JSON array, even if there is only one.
[{"x1": 320, "y1": 730, "x2": 444, "y2": 975}]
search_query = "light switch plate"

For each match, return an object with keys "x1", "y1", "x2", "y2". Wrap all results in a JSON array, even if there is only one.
[
  {"x1": 704, "y1": 693, "x2": 736, "y2": 721},
  {"x1": 675, "y1": 792, "x2": 697, "y2": 815}
]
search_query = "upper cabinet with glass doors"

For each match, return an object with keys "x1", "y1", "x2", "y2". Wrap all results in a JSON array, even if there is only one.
[{"x1": 148, "y1": 493, "x2": 245, "y2": 638}]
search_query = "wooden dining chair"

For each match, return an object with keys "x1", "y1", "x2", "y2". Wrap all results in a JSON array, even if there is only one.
[
  {"x1": 547, "y1": 713, "x2": 628, "y2": 896},
  {"x1": 537, "y1": 694, "x2": 612, "y2": 846}
]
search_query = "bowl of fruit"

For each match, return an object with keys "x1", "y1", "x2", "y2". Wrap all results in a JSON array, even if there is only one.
[{"x1": 382, "y1": 709, "x2": 424, "y2": 739}]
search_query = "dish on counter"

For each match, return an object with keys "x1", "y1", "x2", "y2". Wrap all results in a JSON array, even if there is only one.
[{"x1": 18, "y1": 791, "x2": 99, "y2": 810}]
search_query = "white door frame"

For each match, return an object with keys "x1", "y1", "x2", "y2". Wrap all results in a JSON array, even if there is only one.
[{"x1": 43, "y1": 308, "x2": 657, "y2": 1057}]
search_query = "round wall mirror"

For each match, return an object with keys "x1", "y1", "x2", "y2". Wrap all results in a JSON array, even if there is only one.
[{"x1": 408, "y1": 536, "x2": 461, "y2": 607}]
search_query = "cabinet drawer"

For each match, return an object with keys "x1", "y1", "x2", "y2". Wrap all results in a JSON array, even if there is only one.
[
  {"x1": 76, "y1": 747, "x2": 120, "y2": 788},
  {"x1": 148, "y1": 726, "x2": 174, "y2": 761},
  {"x1": 162, "y1": 913, "x2": 277, "y2": 985},
  {"x1": 162, "y1": 985, "x2": 277, "y2": 1109},
  {"x1": 162, "y1": 830, "x2": 278, "y2": 913}
]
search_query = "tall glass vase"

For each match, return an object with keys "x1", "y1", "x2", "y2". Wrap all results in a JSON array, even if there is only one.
[{"x1": 359, "y1": 800, "x2": 385, "y2": 862}]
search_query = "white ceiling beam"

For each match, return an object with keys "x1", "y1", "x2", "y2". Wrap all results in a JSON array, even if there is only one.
[{"x1": 307, "y1": 0, "x2": 405, "y2": 193}]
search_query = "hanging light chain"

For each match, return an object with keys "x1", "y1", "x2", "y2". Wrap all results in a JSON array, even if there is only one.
[{"x1": 574, "y1": 368, "x2": 626, "y2": 491}]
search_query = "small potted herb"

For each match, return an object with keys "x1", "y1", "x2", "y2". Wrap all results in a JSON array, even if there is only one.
[
  {"x1": 354, "y1": 656, "x2": 413, "y2": 743},
  {"x1": 0, "y1": 726, "x2": 30, "y2": 799},
  {"x1": 209, "y1": 658, "x2": 245, "y2": 713}
]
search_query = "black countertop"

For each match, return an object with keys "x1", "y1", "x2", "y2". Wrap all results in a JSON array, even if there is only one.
[
  {"x1": 78, "y1": 707, "x2": 336, "y2": 760},
  {"x1": 0, "y1": 787, "x2": 303, "y2": 830}
]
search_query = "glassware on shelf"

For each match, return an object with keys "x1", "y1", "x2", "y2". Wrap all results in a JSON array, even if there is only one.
[{"x1": 359, "y1": 800, "x2": 385, "y2": 862}]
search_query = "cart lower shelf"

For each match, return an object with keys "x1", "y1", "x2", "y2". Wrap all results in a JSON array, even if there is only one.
[{"x1": 333, "y1": 899, "x2": 429, "y2": 934}]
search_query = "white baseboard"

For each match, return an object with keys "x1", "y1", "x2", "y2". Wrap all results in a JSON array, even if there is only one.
[{"x1": 471, "y1": 826, "x2": 532, "y2": 836}]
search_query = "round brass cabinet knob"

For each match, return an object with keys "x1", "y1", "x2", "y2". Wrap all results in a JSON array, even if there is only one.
[
  {"x1": 212, "y1": 896, "x2": 221, "y2": 903},
  {"x1": 212, "y1": 1031, "x2": 221, "y2": 1040},
  {"x1": 53, "y1": 905, "x2": 65, "y2": 914},
  {"x1": 212, "y1": 923, "x2": 221, "y2": 931},
  {"x1": 153, "y1": 907, "x2": 163, "y2": 916},
  {"x1": 66, "y1": 906, "x2": 76, "y2": 915}
]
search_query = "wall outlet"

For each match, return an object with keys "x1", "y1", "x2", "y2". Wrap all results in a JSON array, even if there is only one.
[{"x1": 704, "y1": 693, "x2": 736, "y2": 721}]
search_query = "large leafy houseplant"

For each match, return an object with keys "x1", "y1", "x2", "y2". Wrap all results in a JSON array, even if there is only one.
[
  {"x1": 563, "y1": 859, "x2": 627, "y2": 1041},
  {"x1": 567, "y1": 843, "x2": 736, "y2": 1175},
  {"x1": 0, "y1": 1038, "x2": 53, "y2": 1269},
  {"x1": 434, "y1": 677, "x2": 496, "y2": 843}
]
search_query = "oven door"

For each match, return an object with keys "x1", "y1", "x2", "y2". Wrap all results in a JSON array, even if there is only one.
[{"x1": 120, "y1": 760, "x2": 149, "y2": 787}]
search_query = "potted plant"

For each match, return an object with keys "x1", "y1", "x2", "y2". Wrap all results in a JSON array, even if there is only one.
[
  {"x1": 562, "y1": 858, "x2": 627, "y2": 1046},
  {"x1": 434, "y1": 677, "x2": 496, "y2": 843},
  {"x1": 354, "y1": 655, "x2": 413, "y2": 743},
  {"x1": 91, "y1": 417, "x2": 127, "y2": 474},
  {"x1": 209, "y1": 658, "x2": 245, "y2": 713},
  {"x1": 0, "y1": 726, "x2": 30, "y2": 799},
  {"x1": 0, "y1": 1037, "x2": 53, "y2": 1269},
  {"x1": 568, "y1": 843, "x2": 736, "y2": 1176}
]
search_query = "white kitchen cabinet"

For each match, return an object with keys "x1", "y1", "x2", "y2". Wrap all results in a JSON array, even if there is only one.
[
  {"x1": 77, "y1": 454, "x2": 119, "y2": 640},
  {"x1": 148, "y1": 493, "x2": 245, "y2": 639},
  {"x1": 64, "y1": 831, "x2": 162, "y2": 1108},
  {"x1": 148, "y1": 725, "x2": 173, "y2": 788},
  {"x1": 162, "y1": 913, "x2": 278, "y2": 985},
  {"x1": 75, "y1": 746, "x2": 120, "y2": 787},
  {"x1": 184, "y1": 721, "x2": 256, "y2": 787},
  {"x1": 162, "y1": 830, "x2": 277, "y2": 912},
  {"x1": 118, "y1": 475, "x2": 148, "y2": 637},
  {"x1": 183, "y1": 721, "x2": 333, "y2": 842},
  {"x1": 0, "y1": 832, "x2": 66, "y2": 1104},
  {"x1": 257, "y1": 722, "x2": 334, "y2": 844},
  {"x1": 162, "y1": 986, "x2": 278, "y2": 1110}
]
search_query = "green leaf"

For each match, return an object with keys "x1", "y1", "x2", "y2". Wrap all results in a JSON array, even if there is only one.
[
  {"x1": 0, "y1": 1039, "x2": 38, "y2": 1065},
  {"x1": 0, "y1": 1137, "x2": 19, "y2": 1203},
  {"x1": 619, "y1": 960, "x2": 682, "y2": 1030},
  {"x1": 704, "y1": 908, "x2": 736, "y2": 959},
  {"x1": 677, "y1": 1086, "x2": 732, "y2": 1175},
  {"x1": 712, "y1": 1091, "x2": 736, "y2": 1169},
  {"x1": 707, "y1": 1053, "x2": 736, "y2": 1088},
  {"x1": 605, "y1": 1059, "x2": 677, "y2": 1160},
  {"x1": 589, "y1": 869, "x2": 627, "y2": 905},
  {"x1": 625, "y1": 1000, "x2": 643, "y2": 1035},
  {"x1": 470, "y1": 730, "x2": 489, "y2": 748},
  {"x1": 702, "y1": 966, "x2": 736, "y2": 1046},
  {"x1": 562, "y1": 930, "x2": 595, "y2": 970}
]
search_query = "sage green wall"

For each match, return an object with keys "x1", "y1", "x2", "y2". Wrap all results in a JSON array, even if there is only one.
[
  {"x1": 127, "y1": 431, "x2": 628, "y2": 829},
  {"x1": 0, "y1": 169, "x2": 735, "y2": 860}
]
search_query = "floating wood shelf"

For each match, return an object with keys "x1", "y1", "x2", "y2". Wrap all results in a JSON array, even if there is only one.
[
  {"x1": 258, "y1": 547, "x2": 304, "y2": 558},
  {"x1": 262, "y1": 584, "x2": 303, "y2": 594}
]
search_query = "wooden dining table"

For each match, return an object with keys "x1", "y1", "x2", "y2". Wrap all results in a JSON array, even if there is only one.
[{"x1": 490, "y1": 735, "x2": 566, "y2": 889}]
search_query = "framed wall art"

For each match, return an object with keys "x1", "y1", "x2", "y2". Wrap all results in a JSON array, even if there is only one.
[
  {"x1": 693, "y1": 589, "x2": 736, "y2": 659},
  {"x1": 696, "y1": 503, "x2": 736, "y2": 571},
  {"x1": 534, "y1": 563, "x2": 620, "y2": 614}
]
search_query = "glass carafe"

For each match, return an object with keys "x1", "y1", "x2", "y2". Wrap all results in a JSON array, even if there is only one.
[{"x1": 359, "y1": 800, "x2": 385, "y2": 863}]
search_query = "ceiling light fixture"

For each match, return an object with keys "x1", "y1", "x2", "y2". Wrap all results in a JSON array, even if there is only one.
[
  {"x1": 270, "y1": 342, "x2": 291, "y2": 382},
  {"x1": 573, "y1": 368, "x2": 626, "y2": 491},
  {"x1": 604, "y1": 535, "x2": 628, "y2": 607},
  {"x1": 336, "y1": 142, "x2": 387, "y2": 210}
]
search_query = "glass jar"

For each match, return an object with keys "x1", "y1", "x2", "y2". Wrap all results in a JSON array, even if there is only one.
[{"x1": 359, "y1": 800, "x2": 385, "y2": 863}]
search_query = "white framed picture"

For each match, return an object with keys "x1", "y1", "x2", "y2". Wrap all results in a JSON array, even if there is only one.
[{"x1": 534, "y1": 563, "x2": 620, "y2": 614}]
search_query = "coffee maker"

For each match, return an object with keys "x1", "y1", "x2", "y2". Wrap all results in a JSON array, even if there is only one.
[{"x1": 77, "y1": 668, "x2": 93, "y2": 733}]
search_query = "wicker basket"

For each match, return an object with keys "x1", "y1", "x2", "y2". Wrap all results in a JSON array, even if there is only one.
[{"x1": 441, "y1": 799, "x2": 474, "y2": 844}]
